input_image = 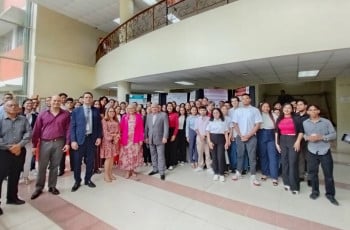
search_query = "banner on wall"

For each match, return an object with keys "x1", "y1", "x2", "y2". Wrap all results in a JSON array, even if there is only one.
[
  {"x1": 151, "y1": 94, "x2": 159, "y2": 104},
  {"x1": 189, "y1": 90, "x2": 196, "y2": 102},
  {"x1": 234, "y1": 86, "x2": 250, "y2": 96},
  {"x1": 166, "y1": 93, "x2": 187, "y2": 104},
  {"x1": 204, "y1": 89, "x2": 227, "y2": 105},
  {"x1": 129, "y1": 94, "x2": 147, "y2": 105}
]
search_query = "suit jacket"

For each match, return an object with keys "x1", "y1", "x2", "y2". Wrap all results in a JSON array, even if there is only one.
[
  {"x1": 70, "y1": 106, "x2": 102, "y2": 145},
  {"x1": 145, "y1": 112, "x2": 169, "y2": 145}
]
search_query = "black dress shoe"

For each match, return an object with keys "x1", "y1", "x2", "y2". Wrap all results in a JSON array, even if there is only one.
[
  {"x1": 160, "y1": 175, "x2": 165, "y2": 180},
  {"x1": 148, "y1": 171, "x2": 159, "y2": 176},
  {"x1": 0, "y1": 207, "x2": 3, "y2": 215},
  {"x1": 48, "y1": 187, "x2": 60, "y2": 195},
  {"x1": 309, "y1": 193, "x2": 319, "y2": 200},
  {"x1": 7, "y1": 198, "x2": 25, "y2": 205},
  {"x1": 58, "y1": 171, "x2": 64, "y2": 176},
  {"x1": 307, "y1": 180, "x2": 312, "y2": 187},
  {"x1": 31, "y1": 190, "x2": 43, "y2": 200},
  {"x1": 85, "y1": 181, "x2": 96, "y2": 188},
  {"x1": 326, "y1": 195, "x2": 339, "y2": 206},
  {"x1": 71, "y1": 183, "x2": 81, "y2": 192},
  {"x1": 94, "y1": 169, "x2": 102, "y2": 174}
]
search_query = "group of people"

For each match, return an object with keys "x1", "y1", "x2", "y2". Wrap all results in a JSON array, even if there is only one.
[{"x1": 0, "y1": 91, "x2": 339, "y2": 216}]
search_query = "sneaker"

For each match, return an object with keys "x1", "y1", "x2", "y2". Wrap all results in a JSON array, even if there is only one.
[
  {"x1": 251, "y1": 175, "x2": 261, "y2": 186},
  {"x1": 179, "y1": 162, "x2": 185, "y2": 166},
  {"x1": 168, "y1": 166, "x2": 174, "y2": 170},
  {"x1": 231, "y1": 171, "x2": 242, "y2": 181},
  {"x1": 284, "y1": 185, "x2": 290, "y2": 191},
  {"x1": 219, "y1": 176, "x2": 225, "y2": 182},
  {"x1": 207, "y1": 168, "x2": 214, "y2": 175},
  {"x1": 292, "y1": 190, "x2": 299, "y2": 195},
  {"x1": 213, "y1": 175, "x2": 219, "y2": 181},
  {"x1": 194, "y1": 167, "x2": 203, "y2": 172}
]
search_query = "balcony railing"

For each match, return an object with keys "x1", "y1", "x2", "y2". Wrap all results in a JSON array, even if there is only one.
[{"x1": 96, "y1": 0, "x2": 237, "y2": 62}]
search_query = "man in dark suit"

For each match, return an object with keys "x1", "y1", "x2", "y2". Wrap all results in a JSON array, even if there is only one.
[
  {"x1": 144, "y1": 103, "x2": 169, "y2": 180},
  {"x1": 70, "y1": 92, "x2": 102, "y2": 192}
]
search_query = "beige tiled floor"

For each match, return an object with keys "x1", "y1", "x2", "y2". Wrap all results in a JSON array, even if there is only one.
[{"x1": 0, "y1": 151, "x2": 349, "y2": 230}]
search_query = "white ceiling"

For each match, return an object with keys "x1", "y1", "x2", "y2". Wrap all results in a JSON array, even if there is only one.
[
  {"x1": 29, "y1": 0, "x2": 350, "y2": 93},
  {"x1": 31, "y1": 0, "x2": 154, "y2": 32}
]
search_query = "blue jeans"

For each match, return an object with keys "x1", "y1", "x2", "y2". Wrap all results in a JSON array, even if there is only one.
[
  {"x1": 188, "y1": 129, "x2": 198, "y2": 163},
  {"x1": 257, "y1": 129, "x2": 279, "y2": 179},
  {"x1": 231, "y1": 138, "x2": 250, "y2": 173}
]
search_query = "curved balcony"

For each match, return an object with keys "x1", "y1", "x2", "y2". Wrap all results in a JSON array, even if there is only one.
[{"x1": 96, "y1": 0, "x2": 237, "y2": 62}]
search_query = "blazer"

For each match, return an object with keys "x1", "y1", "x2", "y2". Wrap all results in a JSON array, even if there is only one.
[
  {"x1": 144, "y1": 112, "x2": 169, "y2": 145},
  {"x1": 119, "y1": 113, "x2": 144, "y2": 146},
  {"x1": 70, "y1": 106, "x2": 102, "y2": 145}
]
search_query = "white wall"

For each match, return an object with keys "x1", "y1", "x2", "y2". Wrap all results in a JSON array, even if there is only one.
[
  {"x1": 30, "y1": 6, "x2": 107, "y2": 98},
  {"x1": 96, "y1": 0, "x2": 350, "y2": 87}
]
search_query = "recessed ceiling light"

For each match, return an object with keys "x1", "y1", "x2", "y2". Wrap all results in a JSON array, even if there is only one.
[
  {"x1": 175, "y1": 81, "x2": 194, "y2": 86},
  {"x1": 113, "y1": 18, "x2": 120, "y2": 24},
  {"x1": 109, "y1": 86, "x2": 118, "y2": 89},
  {"x1": 154, "y1": 90, "x2": 165, "y2": 93},
  {"x1": 298, "y1": 70, "x2": 319, "y2": 78},
  {"x1": 167, "y1": 13, "x2": 180, "y2": 23},
  {"x1": 143, "y1": 0, "x2": 157, "y2": 6}
]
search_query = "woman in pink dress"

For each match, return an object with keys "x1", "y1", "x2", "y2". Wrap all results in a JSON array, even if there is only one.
[
  {"x1": 100, "y1": 107, "x2": 120, "y2": 182},
  {"x1": 119, "y1": 104, "x2": 144, "y2": 179}
]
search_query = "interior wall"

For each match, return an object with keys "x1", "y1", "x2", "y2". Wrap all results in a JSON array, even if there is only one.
[
  {"x1": 336, "y1": 76, "x2": 350, "y2": 153},
  {"x1": 30, "y1": 5, "x2": 107, "y2": 99}
]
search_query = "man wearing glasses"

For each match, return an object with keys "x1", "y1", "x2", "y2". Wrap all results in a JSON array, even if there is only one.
[
  {"x1": 0, "y1": 100, "x2": 32, "y2": 215},
  {"x1": 0, "y1": 93, "x2": 14, "y2": 119}
]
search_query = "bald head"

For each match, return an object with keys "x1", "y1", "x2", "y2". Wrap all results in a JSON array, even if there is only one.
[{"x1": 50, "y1": 95, "x2": 62, "y2": 110}]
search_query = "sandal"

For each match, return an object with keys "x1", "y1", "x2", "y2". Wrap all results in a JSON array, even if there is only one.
[
  {"x1": 261, "y1": 176, "x2": 267, "y2": 181},
  {"x1": 272, "y1": 180, "x2": 278, "y2": 186}
]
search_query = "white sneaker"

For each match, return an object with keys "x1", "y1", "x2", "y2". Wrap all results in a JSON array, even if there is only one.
[
  {"x1": 219, "y1": 176, "x2": 225, "y2": 182},
  {"x1": 168, "y1": 166, "x2": 174, "y2": 170},
  {"x1": 250, "y1": 175, "x2": 261, "y2": 186},
  {"x1": 194, "y1": 167, "x2": 203, "y2": 172},
  {"x1": 231, "y1": 171, "x2": 242, "y2": 181},
  {"x1": 207, "y1": 168, "x2": 214, "y2": 174},
  {"x1": 179, "y1": 162, "x2": 185, "y2": 166},
  {"x1": 284, "y1": 185, "x2": 290, "y2": 191},
  {"x1": 213, "y1": 175, "x2": 219, "y2": 181}
]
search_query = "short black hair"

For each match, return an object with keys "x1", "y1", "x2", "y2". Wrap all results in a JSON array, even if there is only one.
[
  {"x1": 59, "y1": 93, "x2": 68, "y2": 97},
  {"x1": 66, "y1": 97, "x2": 74, "y2": 103}
]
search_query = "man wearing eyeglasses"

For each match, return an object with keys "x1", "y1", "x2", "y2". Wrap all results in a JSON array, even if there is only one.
[
  {"x1": 0, "y1": 100, "x2": 32, "y2": 215},
  {"x1": 0, "y1": 93, "x2": 14, "y2": 119}
]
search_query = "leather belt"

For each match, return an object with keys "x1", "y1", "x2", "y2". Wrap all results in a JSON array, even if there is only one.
[{"x1": 41, "y1": 137, "x2": 64, "y2": 142}]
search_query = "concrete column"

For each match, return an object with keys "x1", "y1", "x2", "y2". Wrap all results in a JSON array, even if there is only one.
[
  {"x1": 117, "y1": 81, "x2": 131, "y2": 102},
  {"x1": 120, "y1": 0, "x2": 135, "y2": 23}
]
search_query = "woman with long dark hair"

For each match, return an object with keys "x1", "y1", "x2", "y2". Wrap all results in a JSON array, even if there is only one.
[
  {"x1": 257, "y1": 102, "x2": 279, "y2": 186},
  {"x1": 206, "y1": 108, "x2": 229, "y2": 182},
  {"x1": 165, "y1": 102, "x2": 178, "y2": 170},
  {"x1": 176, "y1": 107, "x2": 187, "y2": 165},
  {"x1": 275, "y1": 103, "x2": 303, "y2": 194}
]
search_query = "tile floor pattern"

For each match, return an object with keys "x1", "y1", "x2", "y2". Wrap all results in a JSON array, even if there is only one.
[{"x1": 0, "y1": 152, "x2": 349, "y2": 230}]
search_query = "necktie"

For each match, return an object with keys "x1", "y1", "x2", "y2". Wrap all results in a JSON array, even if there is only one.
[{"x1": 86, "y1": 107, "x2": 91, "y2": 133}]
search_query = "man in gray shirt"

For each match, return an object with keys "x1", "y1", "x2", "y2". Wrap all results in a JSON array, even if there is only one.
[
  {"x1": 0, "y1": 100, "x2": 32, "y2": 215},
  {"x1": 303, "y1": 104, "x2": 338, "y2": 205}
]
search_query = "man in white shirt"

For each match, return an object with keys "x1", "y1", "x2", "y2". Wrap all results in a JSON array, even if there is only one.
[{"x1": 231, "y1": 94, "x2": 262, "y2": 186}]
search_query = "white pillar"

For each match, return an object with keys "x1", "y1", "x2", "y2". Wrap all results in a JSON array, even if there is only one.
[
  {"x1": 120, "y1": 0, "x2": 134, "y2": 23},
  {"x1": 117, "y1": 81, "x2": 131, "y2": 102}
]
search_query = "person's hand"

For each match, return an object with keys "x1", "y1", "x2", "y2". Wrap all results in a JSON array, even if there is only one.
[
  {"x1": 240, "y1": 135, "x2": 250, "y2": 142},
  {"x1": 9, "y1": 144, "x2": 21, "y2": 156},
  {"x1": 186, "y1": 137, "x2": 189, "y2": 143},
  {"x1": 95, "y1": 138, "x2": 101, "y2": 146},
  {"x1": 62, "y1": 144, "x2": 70, "y2": 152},
  {"x1": 224, "y1": 142, "x2": 229, "y2": 150},
  {"x1": 208, "y1": 142, "x2": 214, "y2": 150},
  {"x1": 71, "y1": 141, "x2": 79, "y2": 150},
  {"x1": 170, "y1": 135, "x2": 176, "y2": 142},
  {"x1": 293, "y1": 141, "x2": 301, "y2": 152},
  {"x1": 276, "y1": 144, "x2": 281, "y2": 153},
  {"x1": 32, "y1": 148, "x2": 37, "y2": 155},
  {"x1": 162, "y1": 138, "x2": 167, "y2": 144}
]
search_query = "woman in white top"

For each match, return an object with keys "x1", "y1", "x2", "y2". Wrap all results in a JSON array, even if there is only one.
[
  {"x1": 176, "y1": 107, "x2": 187, "y2": 165},
  {"x1": 206, "y1": 108, "x2": 229, "y2": 182},
  {"x1": 257, "y1": 102, "x2": 279, "y2": 186}
]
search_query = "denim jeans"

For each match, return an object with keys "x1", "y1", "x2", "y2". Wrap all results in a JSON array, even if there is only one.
[{"x1": 257, "y1": 129, "x2": 279, "y2": 179}]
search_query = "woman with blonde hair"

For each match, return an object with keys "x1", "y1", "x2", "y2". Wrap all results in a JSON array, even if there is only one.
[
  {"x1": 100, "y1": 107, "x2": 120, "y2": 182},
  {"x1": 119, "y1": 104, "x2": 144, "y2": 179}
]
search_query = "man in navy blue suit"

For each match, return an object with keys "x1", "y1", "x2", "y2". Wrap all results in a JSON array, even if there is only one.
[{"x1": 70, "y1": 92, "x2": 102, "y2": 192}]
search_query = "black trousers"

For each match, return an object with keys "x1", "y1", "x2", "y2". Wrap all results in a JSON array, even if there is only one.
[
  {"x1": 210, "y1": 133, "x2": 226, "y2": 176},
  {"x1": 280, "y1": 135, "x2": 300, "y2": 191},
  {"x1": 165, "y1": 128, "x2": 177, "y2": 168},
  {"x1": 143, "y1": 143, "x2": 151, "y2": 163},
  {"x1": 176, "y1": 129, "x2": 187, "y2": 162},
  {"x1": 308, "y1": 150, "x2": 335, "y2": 197},
  {"x1": 0, "y1": 148, "x2": 26, "y2": 202}
]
